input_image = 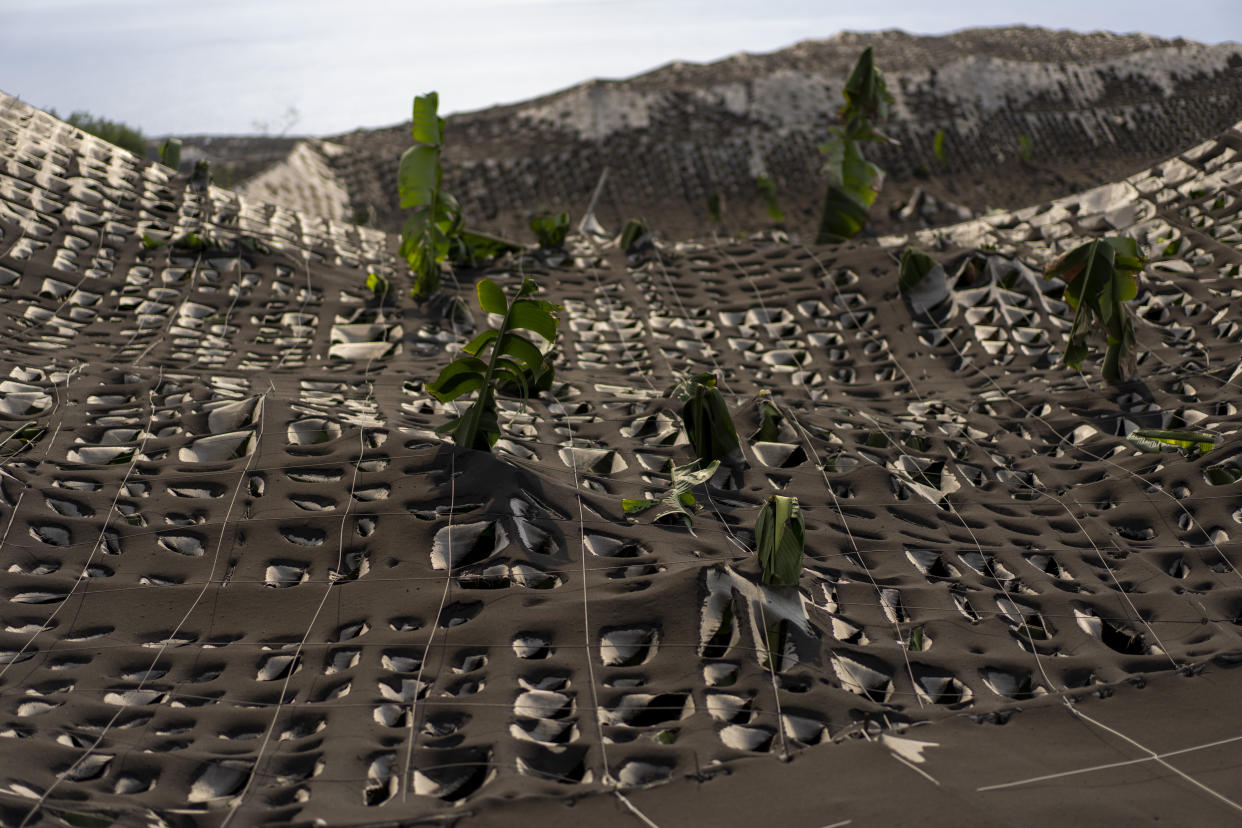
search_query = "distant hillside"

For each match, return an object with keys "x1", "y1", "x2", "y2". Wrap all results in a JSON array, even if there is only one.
[{"x1": 231, "y1": 26, "x2": 1242, "y2": 240}]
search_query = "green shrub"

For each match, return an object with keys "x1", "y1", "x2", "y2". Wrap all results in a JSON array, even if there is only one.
[{"x1": 53, "y1": 109, "x2": 147, "y2": 157}]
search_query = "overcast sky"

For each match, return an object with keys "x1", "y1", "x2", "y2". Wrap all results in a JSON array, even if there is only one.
[{"x1": 1, "y1": 0, "x2": 1239, "y2": 136}]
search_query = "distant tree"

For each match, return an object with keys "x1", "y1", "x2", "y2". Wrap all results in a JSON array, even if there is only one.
[{"x1": 49, "y1": 108, "x2": 147, "y2": 157}]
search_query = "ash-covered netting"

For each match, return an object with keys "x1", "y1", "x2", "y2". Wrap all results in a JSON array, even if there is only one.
[
  {"x1": 1, "y1": 91, "x2": 1241, "y2": 824},
  {"x1": 239, "y1": 28, "x2": 1242, "y2": 242}
]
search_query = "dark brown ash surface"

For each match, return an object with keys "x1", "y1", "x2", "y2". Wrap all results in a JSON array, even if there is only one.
[{"x1": 2, "y1": 72, "x2": 1242, "y2": 826}]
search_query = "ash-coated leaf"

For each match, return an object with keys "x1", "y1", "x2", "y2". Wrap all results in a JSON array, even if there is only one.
[
  {"x1": 755, "y1": 495, "x2": 806, "y2": 587},
  {"x1": 621, "y1": 460, "x2": 719, "y2": 526},
  {"x1": 1127, "y1": 429, "x2": 1216, "y2": 454}
]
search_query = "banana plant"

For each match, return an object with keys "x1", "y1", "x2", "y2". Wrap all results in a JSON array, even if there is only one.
[
  {"x1": 159, "y1": 138, "x2": 181, "y2": 170},
  {"x1": 1044, "y1": 236, "x2": 1145, "y2": 382},
  {"x1": 619, "y1": 218, "x2": 651, "y2": 254},
  {"x1": 530, "y1": 211, "x2": 570, "y2": 249},
  {"x1": 450, "y1": 231, "x2": 520, "y2": 268},
  {"x1": 751, "y1": 392, "x2": 785, "y2": 443},
  {"x1": 674, "y1": 373, "x2": 745, "y2": 484},
  {"x1": 816, "y1": 47, "x2": 895, "y2": 243},
  {"x1": 756, "y1": 176, "x2": 785, "y2": 223},
  {"x1": 398, "y1": 92, "x2": 462, "y2": 301},
  {"x1": 622, "y1": 459, "x2": 720, "y2": 527},
  {"x1": 754, "y1": 495, "x2": 806, "y2": 670},
  {"x1": 755, "y1": 495, "x2": 805, "y2": 587},
  {"x1": 425, "y1": 278, "x2": 559, "y2": 451}
]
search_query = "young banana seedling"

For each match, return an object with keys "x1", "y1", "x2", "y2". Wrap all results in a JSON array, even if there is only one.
[
  {"x1": 397, "y1": 92, "x2": 525, "y2": 301},
  {"x1": 425, "y1": 278, "x2": 559, "y2": 451}
]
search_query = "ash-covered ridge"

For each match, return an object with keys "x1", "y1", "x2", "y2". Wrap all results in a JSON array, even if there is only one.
[
  {"x1": 235, "y1": 27, "x2": 1242, "y2": 242},
  {"x1": 1, "y1": 84, "x2": 1242, "y2": 825}
]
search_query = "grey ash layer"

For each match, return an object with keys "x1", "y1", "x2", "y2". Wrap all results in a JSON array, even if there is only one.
[{"x1": 2, "y1": 56, "x2": 1242, "y2": 827}]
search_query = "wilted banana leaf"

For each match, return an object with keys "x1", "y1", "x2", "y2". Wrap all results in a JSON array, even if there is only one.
[
  {"x1": 1126, "y1": 429, "x2": 1216, "y2": 454},
  {"x1": 675, "y1": 374, "x2": 745, "y2": 483},
  {"x1": 754, "y1": 495, "x2": 806, "y2": 587},
  {"x1": 426, "y1": 277, "x2": 560, "y2": 452},
  {"x1": 1044, "y1": 236, "x2": 1144, "y2": 382},
  {"x1": 0, "y1": 421, "x2": 46, "y2": 457},
  {"x1": 622, "y1": 460, "x2": 720, "y2": 527}
]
